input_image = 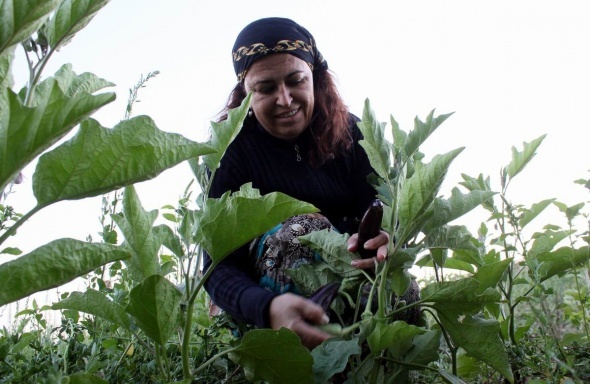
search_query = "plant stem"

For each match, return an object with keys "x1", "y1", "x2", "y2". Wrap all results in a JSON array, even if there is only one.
[
  {"x1": 193, "y1": 346, "x2": 237, "y2": 376},
  {"x1": 0, "y1": 206, "x2": 41, "y2": 246}
]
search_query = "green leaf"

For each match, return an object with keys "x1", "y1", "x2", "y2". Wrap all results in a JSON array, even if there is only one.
[
  {"x1": 10, "y1": 331, "x2": 38, "y2": 353},
  {"x1": 519, "y1": 199, "x2": 555, "y2": 228},
  {"x1": 299, "y1": 229, "x2": 362, "y2": 277},
  {"x1": 425, "y1": 188, "x2": 496, "y2": 231},
  {"x1": 0, "y1": 239, "x2": 130, "y2": 306},
  {"x1": 0, "y1": 246, "x2": 22, "y2": 255},
  {"x1": 198, "y1": 183, "x2": 318, "y2": 262},
  {"x1": 367, "y1": 321, "x2": 426, "y2": 357},
  {"x1": 472, "y1": 258, "x2": 512, "y2": 294},
  {"x1": 32, "y1": 116, "x2": 215, "y2": 207},
  {"x1": 402, "y1": 329, "x2": 441, "y2": 367},
  {"x1": 52, "y1": 289, "x2": 130, "y2": 330},
  {"x1": 64, "y1": 373, "x2": 109, "y2": 384},
  {"x1": 438, "y1": 313, "x2": 513, "y2": 382},
  {"x1": 153, "y1": 224, "x2": 184, "y2": 258},
  {"x1": 0, "y1": 81, "x2": 115, "y2": 193},
  {"x1": 459, "y1": 173, "x2": 495, "y2": 212},
  {"x1": 421, "y1": 278, "x2": 500, "y2": 312},
  {"x1": 311, "y1": 338, "x2": 361, "y2": 384},
  {"x1": 0, "y1": 0, "x2": 59, "y2": 54},
  {"x1": 229, "y1": 328, "x2": 314, "y2": 384},
  {"x1": 426, "y1": 225, "x2": 476, "y2": 251},
  {"x1": 286, "y1": 263, "x2": 338, "y2": 297},
  {"x1": 554, "y1": 201, "x2": 585, "y2": 223},
  {"x1": 404, "y1": 109, "x2": 454, "y2": 160},
  {"x1": 125, "y1": 274, "x2": 181, "y2": 346},
  {"x1": 534, "y1": 246, "x2": 590, "y2": 281},
  {"x1": 528, "y1": 229, "x2": 572, "y2": 259},
  {"x1": 398, "y1": 148, "x2": 464, "y2": 244},
  {"x1": 44, "y1": 0, "x2": 110, "y2": 50},
  {"x1": 357, "y1": 98, "x2": 391, "y2": 181},
  {"x1": 504, "y1": 134, "x2": 546, "y2": 182},
  {"x1": 203, "y1": 93, "x2": 251, "y2": 172},
  {"x1": 111, "y1": 186, "x2": 159, "y2": 282},
  {"x1": 0, "y1": 47, "x2": 15, "y2": 89}
]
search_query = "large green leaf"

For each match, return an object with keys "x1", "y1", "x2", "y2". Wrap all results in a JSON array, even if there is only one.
[
  {"x1": 367, "y1": 321, "x2": 426, "y2": 357},
  {"x1": 425, "y1": 225, "x2": 476, "y2": 252},
  {"x1": 357, "y1": 98, "x2": 391, "y2": 182},
  {"x1": 424, "y1": 188, "x2": 496, "y2": 232},
  {"x1": 229, "y1": 328, "x2": 314, "y2": 384},
  {"x1": 0, "y1": 239, "x2": 130, "y2": 306},
  {"x1": 423, "y1": 278, "x2": 512, "y2": 382},
  {"x1": 198, "y1": 183, "x2": 318, "y2": 262},
  {"x1": 33, "y1": 116, "x2": 215, "y2": 207},
  {"x1": 519, "y1": 198, "x2": 555, "y2": 228},
  {"x1": 125, "y1": 274, "x2": 181, "y2": 346},
  {"x1": 528, "y1": 229, "x2": 572, "y2": 259},
  {"x1": 472, "y1": 258, "x2": 512, "y2": 294},
  {"x1": 397, "y1": 148, "x2": 464, "y2": 243},
  {"x1": 44, "y1": 0, "x2": 110, "y2": 50},
  {"x1": 299, "y1": 229, "x2": 362, "y2": 277},
  {"x1": 111, "y1": 186, "x2": 159, "y2": 282},
  {"x1": 438, "y1": 313, "x2": 513, "y2": 383},
  {"x1": 402, "y1": 329, "x2": 441, "y2": 367},
  {"x1": 0, "y1": 47, "x2": 14, "y2": 89},
  {"x1": 459, "y1": 173, "x2": 495, "y2": 213},
  {"x1": 0, "y1": 80, "x2": 115, "y2": 193},
  {"x1": 534, "y1": 246, "x2": 590, "y2": 281},
  {"x1": 0, "y1": 0, "x2": 59, "y2": 54},
  {"x1": 52, "y1": 289, "x2": 130, "y2": 330},
  {"x1": 203, "y1": 93, "x2": 251, "y2": 173},
  {"x1": 312, "y1": 338, "x2": 361, "y2": 384},
  {"x1": 421, "y1": 278, "x2": 500, "y2": 312},
  {"x1": 503, "y1": 134, "x2": 546, "y2": 182},
  {"x1": 404, "y1": 109, "x2": 454, "y2": 160}
]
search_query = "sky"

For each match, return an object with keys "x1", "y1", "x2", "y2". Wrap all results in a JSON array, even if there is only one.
[{"x1": 4, "y1": 0, "x2": 590, "y2": 255}]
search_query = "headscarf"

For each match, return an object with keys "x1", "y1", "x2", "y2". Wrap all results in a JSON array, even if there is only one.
[{"x1": 232, "y1": 17, "x2": 328, "y2": 82}]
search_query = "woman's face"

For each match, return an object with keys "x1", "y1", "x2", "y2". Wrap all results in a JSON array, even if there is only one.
[{"x1": 244, "y1": 54, "x2": 314, "y2": 141}]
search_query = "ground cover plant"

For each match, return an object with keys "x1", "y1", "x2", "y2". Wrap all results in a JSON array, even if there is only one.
[{"x1": 1, "y1": 1, "x2": 589, "y2": 383}]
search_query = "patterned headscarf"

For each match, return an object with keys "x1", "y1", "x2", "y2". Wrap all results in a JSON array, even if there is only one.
[{"x1": 232, "y1": 17, "x2": 328, "y2": 82}]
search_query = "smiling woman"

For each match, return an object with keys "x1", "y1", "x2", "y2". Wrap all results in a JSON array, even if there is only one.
[
  {"x1": 244, "y1": 54, "x2": 315, "y2": 141},
  {"x1": 201, "y1": 16, "x2": 407, "y2": 350}
]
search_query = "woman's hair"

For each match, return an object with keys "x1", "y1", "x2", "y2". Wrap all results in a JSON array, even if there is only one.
[{"x1": 216, "y1": 67, "x2": 352, "y2": 166}]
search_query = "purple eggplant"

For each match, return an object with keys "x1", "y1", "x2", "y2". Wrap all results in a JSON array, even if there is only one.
[
  {"x1": 356, "y1": 199, "x2": 384, "y2": 258},
  {"x1": 308, "y1": 282, "x2": 340, "y2": 312}
]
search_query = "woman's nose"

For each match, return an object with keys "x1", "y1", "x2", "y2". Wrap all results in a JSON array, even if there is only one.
[{"x1": 276, "y1": 85, "x2": 292, "y2": 107}]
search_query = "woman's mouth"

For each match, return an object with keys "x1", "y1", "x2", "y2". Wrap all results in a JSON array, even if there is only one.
[{"x1": 276, "y1": 108, "x2": 299, "y2": 118}]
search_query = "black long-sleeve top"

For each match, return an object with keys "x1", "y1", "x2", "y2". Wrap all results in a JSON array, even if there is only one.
[{"x1": 203, "y1": 114, "x2": 377, "y2": 328}]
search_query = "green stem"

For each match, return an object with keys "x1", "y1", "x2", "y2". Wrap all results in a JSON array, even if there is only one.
[
  {"x1": 0, "y1": 206, "x2": 41, "y2": 246},
  {"x1": 181, "y1": 299, "x2": 195, "y2": 380},
  {"x1": 193, "y1": 346, "x2": 238, "y2": 376}
]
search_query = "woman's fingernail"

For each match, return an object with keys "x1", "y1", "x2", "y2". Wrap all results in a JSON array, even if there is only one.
[
  {"x1": 322, "y1": 314, "x2": 330, "y2": 324},
  {"x1": 347, "y1": 244, "x2": 354, "y2": 251},
  {"x1": 351, "y1": 260, "x2": 359, "y2": 268}
]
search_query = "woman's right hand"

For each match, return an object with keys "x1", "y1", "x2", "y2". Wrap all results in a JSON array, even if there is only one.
[{"x1": 268, "y1": 293, "x2": 332, "y2": 349}]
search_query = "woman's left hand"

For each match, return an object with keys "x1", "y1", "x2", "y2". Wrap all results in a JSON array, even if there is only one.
[{"x1": 347, "y1": 230, "x2": 389, "y2": 269}]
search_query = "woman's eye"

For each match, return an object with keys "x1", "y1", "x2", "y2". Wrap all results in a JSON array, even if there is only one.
[{"x1": 256, "y1": 86, "x2": 274, "y2": 94}]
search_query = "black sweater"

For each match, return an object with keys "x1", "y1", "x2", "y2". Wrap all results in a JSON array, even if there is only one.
[{"x1": 203, "y1": 115, "x2": 377, "y2": 328}]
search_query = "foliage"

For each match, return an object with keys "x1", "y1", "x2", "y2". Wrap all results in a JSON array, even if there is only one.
[{"x1": 1, "y1": 1, "x2": 589, "y2": 383}]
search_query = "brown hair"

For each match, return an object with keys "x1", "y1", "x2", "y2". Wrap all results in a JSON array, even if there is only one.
[{"x1": 216, "y1": 67, "x2": 352, "y2": 166}]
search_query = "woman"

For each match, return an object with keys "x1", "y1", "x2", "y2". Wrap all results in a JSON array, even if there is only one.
[{"x1": 203, "y1": 17, "x2": 389, "y2": 349}]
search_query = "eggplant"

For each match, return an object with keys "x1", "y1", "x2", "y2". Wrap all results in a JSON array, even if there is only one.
[
  {"x1": 356, "y1": 199, "x2": 384, "y2": 258},
  {"x1": 308, "y1": 282, "x2": 340, "y2": 312}
]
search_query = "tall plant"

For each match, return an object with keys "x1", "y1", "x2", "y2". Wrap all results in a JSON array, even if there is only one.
[{"x1": 0, "y1": 0, "x2": 214, "y2": 307}]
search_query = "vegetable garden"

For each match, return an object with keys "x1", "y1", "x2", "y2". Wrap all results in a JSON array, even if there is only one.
[{"x1": 1, "y1": 1, "x2": 589, "y2": 383}]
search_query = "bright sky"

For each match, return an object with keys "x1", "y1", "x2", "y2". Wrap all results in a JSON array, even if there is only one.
[{"x1": 6, "y1": 0, "x2": 590, "y2": 254}]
